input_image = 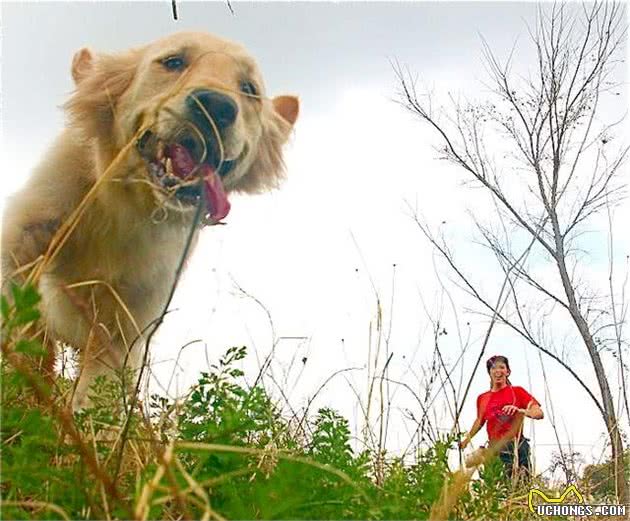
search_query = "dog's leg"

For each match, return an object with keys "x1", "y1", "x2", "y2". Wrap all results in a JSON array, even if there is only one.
[
  {"x1": 72, "y1": 344, "x2": 117, "y2": 411},
  {"x1": 71, "y1": 329, "x2": 142, "y2": 412}
]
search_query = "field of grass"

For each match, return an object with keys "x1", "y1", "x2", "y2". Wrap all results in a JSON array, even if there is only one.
[{"x1": 0, "y1": 284, "x2": 619, "y2": 520}]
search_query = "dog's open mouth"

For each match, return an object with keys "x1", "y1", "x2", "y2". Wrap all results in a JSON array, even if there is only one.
[{"x1": 136, "y1": 129, "x2": 233, "y2": 222}]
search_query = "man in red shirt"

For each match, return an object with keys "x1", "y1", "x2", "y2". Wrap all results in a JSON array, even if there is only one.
[{"x1": 459, "y1": 355, "x2": 544, "y2": 480}]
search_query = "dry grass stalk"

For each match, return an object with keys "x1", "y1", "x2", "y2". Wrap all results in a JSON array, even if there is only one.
[{"x1": 0, "y1": 500, "x2": 72, "y2": 521}]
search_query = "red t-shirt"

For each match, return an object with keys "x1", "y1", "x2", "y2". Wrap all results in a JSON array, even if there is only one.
[{"x1": 476, "y1": 385, "x2": 539, "y2": 441}]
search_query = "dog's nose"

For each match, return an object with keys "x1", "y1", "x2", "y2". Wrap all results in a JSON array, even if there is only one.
[{"x1": 186, "y1": 89, "x2": 238, "y2": 131}]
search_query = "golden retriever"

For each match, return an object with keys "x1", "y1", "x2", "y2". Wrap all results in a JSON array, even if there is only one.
[{"x1": 1, "y1": 32, "x2": 299, "y2": 410}]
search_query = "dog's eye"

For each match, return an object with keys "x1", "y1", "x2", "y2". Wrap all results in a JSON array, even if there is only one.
[
  {"x1": 240, "y1": 81, "x2": 258, "y2": 97},
  {"x1": 161, "y1": 55, "x2": 187, "y2": 72}
]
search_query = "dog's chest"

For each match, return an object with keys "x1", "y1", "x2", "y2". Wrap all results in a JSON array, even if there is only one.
[
  {"x1": 53, "y1": 219, "x2": 194, "y2": 311},
  {"x1": 39, "y1": 217, "x2": 198, "y2": 347}
]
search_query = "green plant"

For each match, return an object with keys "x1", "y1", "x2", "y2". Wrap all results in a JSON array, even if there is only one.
[{"x1": 1, "y1": 284, "x2": 563, "y2": 520}]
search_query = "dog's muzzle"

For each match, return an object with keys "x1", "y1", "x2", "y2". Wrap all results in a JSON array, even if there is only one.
[
  {"x1": 187, "y1": 89, "x2": 238, "y2": 133},
  {"x1": 135, "y1": 89, "x2": 242, "y2": 222}
]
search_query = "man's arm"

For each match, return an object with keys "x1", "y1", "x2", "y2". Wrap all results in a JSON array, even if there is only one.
[
  {"x1": 523, "y1": 400, "x2": 544, "y2": 419},
  {"x1": 502, "y1": 400, "x2": 544, "y2": 419}
]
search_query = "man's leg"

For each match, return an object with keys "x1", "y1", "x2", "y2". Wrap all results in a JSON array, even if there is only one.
[
  {"x1": 517, "y1": 438, "x2": 532, "y2": 481},
  {"x1": 499, "y1": 441, "x2": 515, "y2": 480}
]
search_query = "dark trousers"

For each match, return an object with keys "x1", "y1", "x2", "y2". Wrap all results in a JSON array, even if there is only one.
[{"x1": 497, "y1": 437, "x2": 531, "y2": 481}]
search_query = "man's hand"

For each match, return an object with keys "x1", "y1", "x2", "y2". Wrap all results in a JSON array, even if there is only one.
[
  {"x1": 458, "y1": 437, "x2": 470, "y2": 450},
  {"x1": 502, "y1": 405, "x2": 524, "y2": 416}
]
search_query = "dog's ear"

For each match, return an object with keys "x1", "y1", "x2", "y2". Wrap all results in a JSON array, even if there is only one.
[
  {"x1": 64, "y1": 49, "x2": 140, "y2": 139},
  {"x1": 236, "y1": 95, "x2": 299, "y2": 194},
  {"x1": 71, "y1": 48, "x2": 94, "y2": 85},
  {"x1": 272, "y1": 95, "x2": 299, "y2": 127}
]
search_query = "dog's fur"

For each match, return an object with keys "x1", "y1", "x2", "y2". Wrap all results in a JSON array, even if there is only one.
[{"x1": 1, "y1": 32, "x2": 299, "y2": 409}]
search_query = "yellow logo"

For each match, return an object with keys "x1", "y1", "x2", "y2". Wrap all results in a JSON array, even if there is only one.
[{"x1": 528, "y1": 484, "x2": 584, "y2": 514}]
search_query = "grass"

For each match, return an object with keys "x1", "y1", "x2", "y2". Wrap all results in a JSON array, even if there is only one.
[{"x1": 0, "y1": 284, "x2": 604, "y2": 520}]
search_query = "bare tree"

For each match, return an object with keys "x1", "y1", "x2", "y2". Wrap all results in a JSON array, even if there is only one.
[{"x1": 396, "y1": 2, "x2": 628, "y2": 502}]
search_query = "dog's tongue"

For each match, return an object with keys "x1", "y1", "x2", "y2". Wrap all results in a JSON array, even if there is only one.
[
  {"x1": 201, "y1": 163, "x2": 231, "y2": 222},
  {"x1": 167, "y1": 143, "x2": 197, "y2": 178},
  {"x1": 166, "y1": 143, "x2": 230, "y2": 222}
]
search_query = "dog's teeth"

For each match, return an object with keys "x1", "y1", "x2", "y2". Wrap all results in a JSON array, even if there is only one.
[
  {"x1": 165, "y1": 158, "x2": 173, "y2": 175},
  {"x1": 156, "y1": 141, "x2": 165, "y2": 161}
]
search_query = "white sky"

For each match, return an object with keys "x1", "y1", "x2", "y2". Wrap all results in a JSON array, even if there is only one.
[{"x1": 2, "y1": 1, "x2": 628, "y2": 478}]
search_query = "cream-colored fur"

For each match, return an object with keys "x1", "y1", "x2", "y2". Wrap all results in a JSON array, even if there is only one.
[{"x1": 1, "y1": 32, "x2": 299, "y2": 410}]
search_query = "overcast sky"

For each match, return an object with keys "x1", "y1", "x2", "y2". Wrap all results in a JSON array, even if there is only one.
[{"x1": 2, "y1": 1, "x2": 628, "y2": 477}]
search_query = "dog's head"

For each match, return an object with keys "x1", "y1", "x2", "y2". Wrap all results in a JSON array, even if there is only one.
[{"x1": 65, "y1": 32, "x2": 299, "y2": 222}]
